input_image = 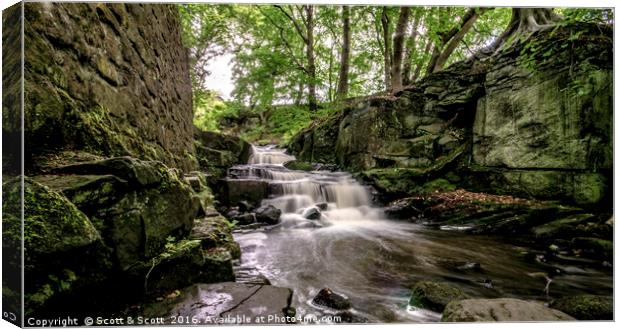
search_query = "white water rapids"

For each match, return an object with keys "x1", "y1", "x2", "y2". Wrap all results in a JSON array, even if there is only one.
[{"x1": 230, "y1": 145, "x2": 613, "y2": 323}]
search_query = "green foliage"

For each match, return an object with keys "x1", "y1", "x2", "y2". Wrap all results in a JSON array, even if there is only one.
[{"x1": 180, "y1": 5, "x2": 613, "y2": 140}]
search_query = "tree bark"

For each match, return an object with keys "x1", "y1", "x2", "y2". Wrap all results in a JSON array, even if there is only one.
[
  {"x1": 489, "y1": 8, "x2": 561, "y2": 52},
  {"x1": 390, "y1": 7, "x2": 411, "y2": 92},
  {"x1": 336, "y1": 6, "x2": 351, "y2": 99},
  {"x1": 412, "y1": 38, "x2": 432, "y2": 81},
  {"x1": 304, "y1": 5, "x2": 317, "y2": 111},
  {"x1": 426, "y1": 8, "x2": 484, "y2": 75},
  {"x1": 402, "y1": 10, "x2": 422, "y2": 86},
  {"x1": 381, "y1": 7, "x2": 392, "y2": 91},
  {"x1": 432, "y1": 8, "x2": 488, "y2": 72}
]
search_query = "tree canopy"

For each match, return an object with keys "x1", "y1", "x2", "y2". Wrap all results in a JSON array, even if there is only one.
[{"x1": 179, "y1": 5, "x2": 613, "y2": 140}]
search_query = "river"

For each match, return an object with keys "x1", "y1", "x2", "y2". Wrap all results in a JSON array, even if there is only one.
[{"x1": 229, "y1": 145, "x2": 612, "y2": 323}]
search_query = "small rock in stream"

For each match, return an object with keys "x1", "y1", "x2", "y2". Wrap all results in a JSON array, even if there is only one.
[
  {"x1": 315, "y1": 202, "x2": 328, "y2": 211},
  {"x1": 312, "y1": 288, "x2": 351, "y2": 310},
  {"x1": 237, "y1": 200, "x2": 254, "y2": 212},
  {"x1": 233, "y1": 213, "x2": 256, "y2": 225},
  {"x1": 254, "y1": 204, "x2": 282, "y2": 224},
  {"x1": 303, "y1": 207, "x2": 322, "y2": 220}
]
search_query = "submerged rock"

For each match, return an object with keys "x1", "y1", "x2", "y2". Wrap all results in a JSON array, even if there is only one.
[
  {"x1": 312, "y1": 288, "x2": 351, "y2": 310},
  {"x1": 254, "y1": 204, "x2": 282, "y2": 225},
  {"x1": 441, "y1": 298, "x2": 575, "y2": 322},
  {"x1": 549, "y1": 295, "x2": 613, "y2": 320},
  {"x1": 303, "y1": 207, "x2": 322, "y2": 220},
  {"x1": 409, "y1": 281, "x2": 469, "y2": 312},
  {"x1": 141, "y1": 282, "x2": 293, "y2": 324}
]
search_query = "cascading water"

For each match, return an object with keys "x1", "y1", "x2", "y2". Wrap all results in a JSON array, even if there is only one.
[{"x1": 229, "y1": 145, "x2": 613, "y2": 323}]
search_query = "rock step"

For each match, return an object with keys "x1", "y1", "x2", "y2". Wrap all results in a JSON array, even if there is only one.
[{"x1": 141, "y1": 282, "x2": 293, "y2": 324}]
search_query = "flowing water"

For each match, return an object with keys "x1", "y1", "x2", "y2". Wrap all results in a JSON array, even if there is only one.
[{"x1": 230, "y1": 145, "x2": 613, "y2": 323}]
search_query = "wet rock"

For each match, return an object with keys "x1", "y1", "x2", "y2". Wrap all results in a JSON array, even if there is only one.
[
  {"x1": 233, "y1": 213, "x2": 256, "y2": 225},
  {"x1": 409, "y1": 281, "x2": 469, "y2": 312},
  {"x1": 141, "y1": 282, "x2": 293, "y2": 324},
  {"x1": 237, "y1": 200, "x2": 254, "y2": 212},
  {"x1": 572, "y1": 237, "x2": 613, "y2": 261},
  {"x1": 335, "y1": 311, "x2": 369, "y2": 323},
  {"x1": 549, "y1": 295, "x2": 613, "y2": 320},
  {"x1": 312, "y1": 288, "x2": 351, "y2": 310},
  {"x1": 220, "y1": 179, "x2": 269, "y2": 208},
  {"x1": 441, "y1": 298, "x2": 575, "y2": 322},
  {"x1": 226, "y1": 208, "x2": 241, "y2": 219},
  {"x1": 456, "y1": 262, "x2": 482, "y2": 271},
  {"x1": 303, "y1": 207, "x2": 322, "y2": 220},
  {"x1": 254, "y1": 204, "x2": 282, "y2": 225},
  {"x1": 315, "y1": 202, "x2": 328, "y2": 211},
  {"x1": 284, "y1": 160, "x2": 315, "y2": 171},
  {"x1": 385, "y1": 197, "x2": 422, "y2": 219}
]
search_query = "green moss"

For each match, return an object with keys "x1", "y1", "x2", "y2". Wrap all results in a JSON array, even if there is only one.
[
  {"x1": 421, "y1": 179, "x2": 456, "y2": 193},
  {"x1": 409, "y1": 281, "x2": 468, "y2": 312},
  {"x1": 550, "y1": 295, "x2": 613, "y2": 320},
  {"x1": 283, "y1": 160, "x2": 314, "y2": 171}
]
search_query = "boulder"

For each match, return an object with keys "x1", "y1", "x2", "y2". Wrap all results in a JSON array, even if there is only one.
[
  {"x1": 312, "y1": 288, "x2": 351, "y2": 310},
  {"x1": 34, "y1": 157, "x2": 201, "y2": 270},
  {"x1": 315, "y1": 202, "x2": 328, "y2": 211},
  {"x1": 232, "y1": 213, "x2": 256, "y2": 226},
  {"x1": 254, "y1": 205, "x2": 282, "y2": 225},
  {"x1": 441, "y1": 298, "x2": 575, "y2": 322},
  {"x1": 189, "y1": 215, "x2": 240, "y2": 259},
  {"x1": 549, "y1": 295, "x2": 613, "y2": 320},
  {"x1": 3, "y1": 177, "x2": 110, "y2": 315},
  {"x1": 141, "y1": 282, "x2": 294, "y2": 324},
  {"x1": 220, "y1": 179, "x2": 269, "y2": 208},
  {"x1": 303, "y1": 207, "x2": 322, "y2": 220},
  {"x1": 127, "y1": 241, "x2": 234, "y2": 297},
  {"x1": 409, "y1": 281, "x2": 469, "y2": 312},
  {"x1": 237, "y1": 200, "x2": 254, "y2": 212},
  {"x1": 194, "y1": 129, "x2": 252, "y2": 183}
]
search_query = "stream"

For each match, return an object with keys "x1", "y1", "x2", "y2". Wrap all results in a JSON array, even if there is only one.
[{"x1": 228, "y1": 145, "x2": 613, "y2": 323}]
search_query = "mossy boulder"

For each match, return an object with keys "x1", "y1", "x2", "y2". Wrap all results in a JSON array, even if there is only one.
[
  {"x1": 549, "y1": 295, "x2": 613, "y2": 320},
  {"x1": 189, "y1": 215, "x2": 241, "y2": 259},
  {"x1": 3, "y1": 177, "x2": 110, "y2": 315},
  {"x1": 194, "y1": 128, "x2": 251, "y2": 184},
  {"x1": 34, "y1": 157, "x2": 201, "y2": 270},
  {"x1": 409, "y1": 281, "x2": 469, "y2": 312},
  {"x1": 442, "y1": 298, "x2": 575, "y2": 322},
  {"x1": 572, "y1": 237, "x2": 613, "y2": 260},
  {"x1": 127, "y1": 240, "x2": 235, "y2": 297}
]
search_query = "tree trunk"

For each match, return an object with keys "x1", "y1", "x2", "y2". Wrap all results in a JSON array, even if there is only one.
[
  {"x1": 381, "y1": 7, "x2": 392, "y2": 91},
  {"x1": 305, "y1": 5, "x2": 317, "y2": 111},
  {"x1": 412, "y1": 38, "x2": 432, "y2": 81},
  {"x1": 489, "y1": 8, "x2": 561, "y2": 52},
  {"x1": 390, "y1": 7, "x2": 411, "y2": 92},
  {"x1": 432, "y1": 8, "x2": 487, "y2": 72},
  {"x1": 426, "y1": 8, "x2": 483, "y2": 75},
  {"x1": 402, "y1": 10, "x2": 422, "y2": 86},
  {"x1": 336, "y1": 6, "x2": 351, "y2": 99}
]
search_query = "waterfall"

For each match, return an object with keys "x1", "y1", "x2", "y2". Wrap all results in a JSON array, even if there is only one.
[{"x1": 240, "y1": 145, "x2": 380, "y2": 225}]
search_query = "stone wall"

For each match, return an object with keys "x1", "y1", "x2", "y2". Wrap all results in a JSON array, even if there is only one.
[{"x1": 24, "y1": 3, "x2": 195, "y2": 171}]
